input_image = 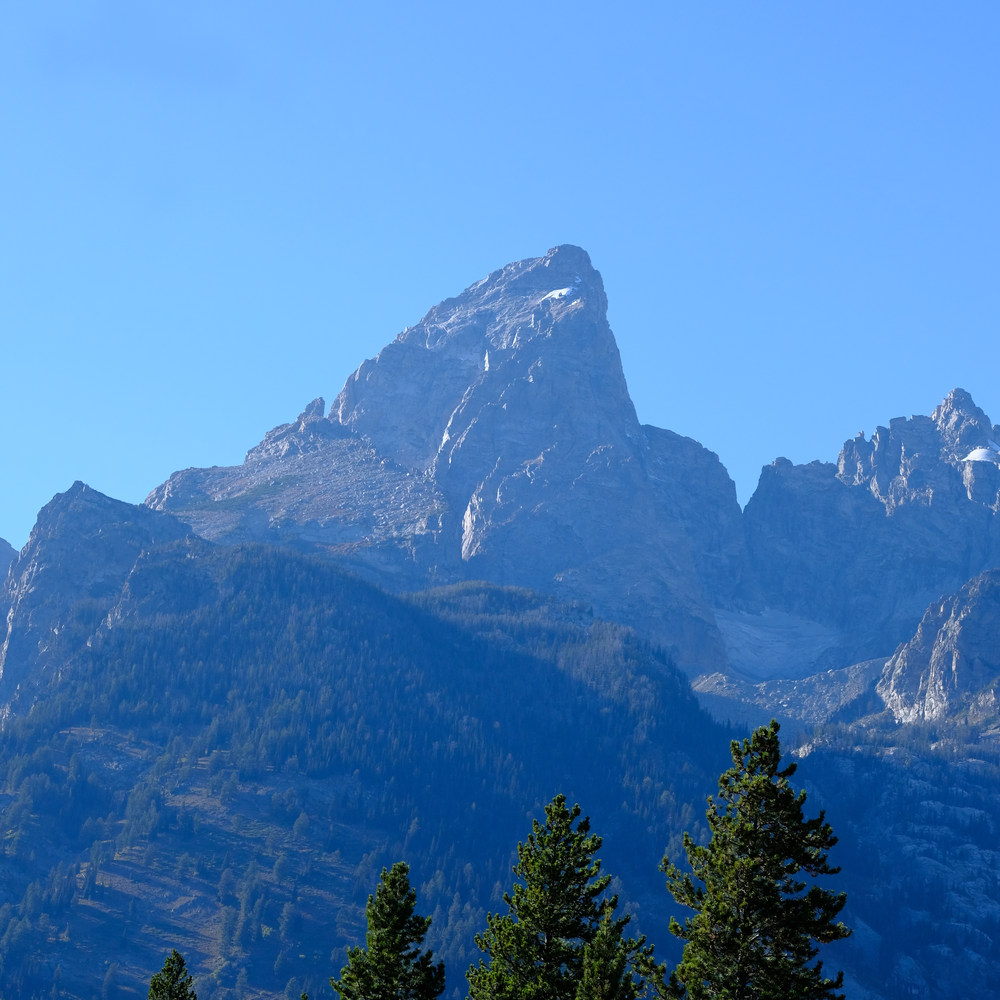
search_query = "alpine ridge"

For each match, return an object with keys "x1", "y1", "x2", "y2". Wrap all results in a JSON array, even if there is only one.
[
  {"x1": 147, "y1": 246, "x2": 1000, "y2": 699},
  {"x1": 4, "y1": 246, "x2": 1000, "y2": 1000},
  {"x1": 147, "y1": 246, "x2": 756, "y2": 675}
]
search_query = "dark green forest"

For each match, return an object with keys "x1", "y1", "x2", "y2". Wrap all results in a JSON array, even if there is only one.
[
  {"x1": 1, "y1": 527, "x2": 998, "y2": 1000},
  {"x1": 0, "y1": 541, "x2": 730, "y2": 1000}
]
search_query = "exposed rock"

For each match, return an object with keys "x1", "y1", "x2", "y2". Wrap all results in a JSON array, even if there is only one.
[
  {"x1": 878, "y1": 569, "x2": 1000, "y2": 724},
  {"x1": 0, "y1": 482, "x2": 190, "y2": 709},
  {"x1": 148, "y1": 246, "x2": 754, "y2": 673},
  {"x1": 692, "y1": 657, "x2": 887, "y2": 727},
  {"x1": 744, "y1": 390, "x2": 1000, "y2": 670},
  {"x1": 0, "y1": 537, "x2": 16, "y2": 579}
]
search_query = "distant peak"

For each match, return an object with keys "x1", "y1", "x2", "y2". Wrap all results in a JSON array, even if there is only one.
[
  {"x1": 542, "y1": 244, "x2": 593, "y2": 269},
  {"x1": 932, "y1": 387, "x2": 994, "y2": 455},
  {"x1": 298, "y1": 397, "x2": 326, "y2": 421}
]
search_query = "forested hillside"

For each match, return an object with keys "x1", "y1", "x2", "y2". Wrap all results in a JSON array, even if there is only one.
[{"x1": 0, "y1": 537, "x2": 730, "y2": 1000}]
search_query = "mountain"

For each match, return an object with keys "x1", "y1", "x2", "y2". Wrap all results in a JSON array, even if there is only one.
[
  {"x1": 877, "y1": 568, "x2": 1000, "y2": 725},
  {"x1": 145, "y1": 246, "x2": 1000, "y2": 696},
  {"x1": 146, "y1": 246, "x2": 756, "y2": 675},
  {"x1": 0, "y1": 484, "x2": 733, "y2": 1000},
  {"x1": 740, "y1": 389, "x2": 1000, "y2": 675},
  {"x1": 0, "y1": 539, "x2": 15, "y2": 580},
  {"x1": 11, "y1": 245, "x2": 1000, "y2": 998},
  {"x1": 0, "y1": 483, "x2": 190, "y2": 714}
]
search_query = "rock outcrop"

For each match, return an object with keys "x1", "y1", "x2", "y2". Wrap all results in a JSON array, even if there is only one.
[
  {"x1": 693, "y1": 656, "x2": 887, "y2": 727},
  {"x1": 878, "y1": 569, "x2": 1000, "y2": 724},
  {"x1": 147, "y1": 246, "x2": 755, "y2": 673},
  {"x1": 0, "y1": 537, "x2": 16, "y2": 579},
  {"x1": 743, "y1": 389, "x2": 1000, "y2": 669},
  {"x1": 0, "y1": 482, "x2": 190, "y2": 709}
]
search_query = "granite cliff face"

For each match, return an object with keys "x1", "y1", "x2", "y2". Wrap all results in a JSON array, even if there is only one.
[
  {"x1": 0, "y1": 482, "x2": 189, "y2": 710},
  {"x1": 877, "y1": 569, "x2": 1000, "y2": 725},
  {"x1": 742, "y1": 389, "x2": 1000, "y2": 671},
  {"x1": 148, "y1": 246, "x2": 755, "y2": 673}
]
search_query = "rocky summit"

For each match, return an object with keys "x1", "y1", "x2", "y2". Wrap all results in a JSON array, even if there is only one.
[
  {"x1": 147, "y1": 246, "x2": 755, "y2": 674},
  {"x1": 146, "y1": 245, "x2": 1000, "y2": 703},
  {"x1": 739, "y1": 388, "x2": 1000, "y2": 681}
]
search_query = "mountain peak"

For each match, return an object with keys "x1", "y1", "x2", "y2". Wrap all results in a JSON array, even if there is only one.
[
  {"x1": 1, "y1": 484, "x2": 190, "y2": 705},
  {"x1": 146, "y1": 246, "x2": 752, "y2": 673},
  {"x1": 932, "y1": 387, "x2": 997, "y2": 456},
  {"x1": 330, "y1": 245, "x2": 618, "y2": 473}
]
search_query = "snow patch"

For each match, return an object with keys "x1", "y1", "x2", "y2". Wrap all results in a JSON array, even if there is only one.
[{"x1": 962, "y1": 447, "x2": 1000, "y2": 463}]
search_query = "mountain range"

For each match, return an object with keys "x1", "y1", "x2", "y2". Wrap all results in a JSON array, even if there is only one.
[
  {"x1": 4, "y1": 245, "x2": 1000, "y2": 1000},
  {"x1": 146, "y1": 245, "x2": 1000, "y2": 711}
]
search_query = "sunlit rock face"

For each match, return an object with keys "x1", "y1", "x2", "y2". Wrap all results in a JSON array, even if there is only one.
[
  {"x1": 878, "y1": 569, "x2": 1000, "y2": 725},
  {"x1": 147, "y1": 246, "x2": 754, "y2": 673},
  {"x1": 743, "y1": 389, "x2": 1000, "y2": 670}
]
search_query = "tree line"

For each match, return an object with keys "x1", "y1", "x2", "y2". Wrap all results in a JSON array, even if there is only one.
[{"x1": 151, "y1": 722, "x2": 850, "y2": 1000}]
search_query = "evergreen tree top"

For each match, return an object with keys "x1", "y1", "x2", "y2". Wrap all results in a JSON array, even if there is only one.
[
  {"x1": 149, "y1": 950, "x2": 197, "y2": 1000},
  {"x1": 331, "y1": 861, "x2": 445, "y2": 1000},
  {"x1": 662, "y1": 720, "x2": 851, "y2": 1000},
  {"x1": 468, "y1": 794, "x2": 638, "y2": 1000}
]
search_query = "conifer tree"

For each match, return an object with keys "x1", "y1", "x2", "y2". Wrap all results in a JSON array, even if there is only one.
[
  {"x1": 576, "y1": 907, "x2": 655, "y2": 1000},
  {"x1": 148, "y1": 950, "x2": 197, "y2": 1000},
  {"x1": 467, "y1": 794, "x2": 650, "y2": 1000},
  {"x1": 331, "y1": 861, "x2": 444, "y2": 1000},
  {"x1": 661, "y1": 720, "x2": 851, "y2": 1000}
]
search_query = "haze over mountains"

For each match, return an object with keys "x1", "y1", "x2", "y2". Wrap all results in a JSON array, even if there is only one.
[{"x1": 4, "y1": 246, "x2": 1000, "y2": 1000}]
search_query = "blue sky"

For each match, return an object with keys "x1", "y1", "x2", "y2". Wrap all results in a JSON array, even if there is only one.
[{"x1": 2, "y1": 2, "x2": 998, "y2": 547}]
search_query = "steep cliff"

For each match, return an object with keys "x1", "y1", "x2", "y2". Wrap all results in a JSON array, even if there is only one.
[
  {"x1": 0, "y1": 482, "x2": 189, "y2": 709},
  {"x1": 147, "y1": 246, "x2": 753, "y2": 673},
  {"x1": 0, "y1": 539, "x2": 15, "y2": 579},
  {"x1": 878, "y1": 569, "x2": 1000, "y2": 725},
  {"x1": 743, "y1": 389, "x2": 1000, "y2": 670}
]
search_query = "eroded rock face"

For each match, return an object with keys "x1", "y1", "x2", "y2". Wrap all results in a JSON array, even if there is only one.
[
  {"x1": 878, "y1": 569, "x2": 1000, "y2": 724},
  {"x1": 147, "y1": 246, "x2": 754, "y2": 673},
  {"x1": 744, "y1": 389, "x2": 1000, "y2": 668},
  {"x1": 0, "y1": 483, "x2": 189, "y2": 707},
  {"x1": 0, "y1": 538, "x2": 16, "y2": 579}
]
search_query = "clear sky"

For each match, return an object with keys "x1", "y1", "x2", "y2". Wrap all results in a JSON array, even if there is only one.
[{"x1": 2, "y1": 3, "x2": 998, "y2": 548}]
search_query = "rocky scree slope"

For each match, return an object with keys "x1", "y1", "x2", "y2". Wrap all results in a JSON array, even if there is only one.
[{"x1": 147, "y1": 246, "x2": 756, "y2": 675}]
